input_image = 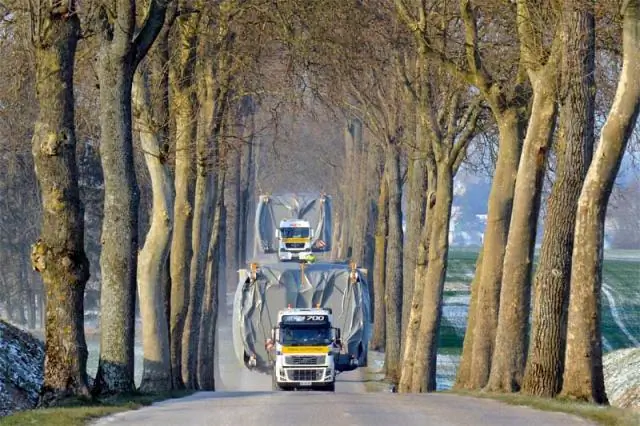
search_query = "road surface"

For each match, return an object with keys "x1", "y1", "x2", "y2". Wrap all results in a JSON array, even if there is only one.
[
  {"x1": 93, "y1": 388, "x2": 593, "y2": 426},
  {"x1": 92, "y1": 293, "x2": 593, "y2": 426}
]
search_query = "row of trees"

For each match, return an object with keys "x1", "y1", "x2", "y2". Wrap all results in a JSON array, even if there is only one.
[
  {"x1": 0, "y1": 0, "x2": 637, "y2": 408},
  {"x1": 17, "y1": 0, "x2": 293, "y2": 402},
  {"x1": 324, "y1": 0, "x2": 639, "y2": 404}
]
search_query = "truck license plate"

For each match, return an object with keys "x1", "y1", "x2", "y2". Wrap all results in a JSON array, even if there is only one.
[{"x1": 300, "y1": 381, "x2": 312, "y2": 386}]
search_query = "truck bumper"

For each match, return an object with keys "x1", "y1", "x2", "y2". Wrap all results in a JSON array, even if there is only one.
[
  {"x1": 278, "y1": 251, "x2": 312, "y2": 261},
  {"x1": 275, "y1": 367, "x2": 334, "y2": 388}
]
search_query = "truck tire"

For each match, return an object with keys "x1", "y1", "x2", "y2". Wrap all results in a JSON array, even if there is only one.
[{"x1": 326, "y1": 382, "x2": 335, "y2": 392}]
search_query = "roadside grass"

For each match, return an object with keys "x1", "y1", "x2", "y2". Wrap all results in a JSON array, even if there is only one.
[
  {"x1": 450, "y1": 390, "x2": 640, "y2": 426},
  {"x1": 360, "y1": 362, "x2": 639, "y2": 426},
  {"x1": 0, "y1": 391, "x2": 193, "y2": 426},
  {"x1": 362, "y1": 369, "x2": 389, "y2": 393}
]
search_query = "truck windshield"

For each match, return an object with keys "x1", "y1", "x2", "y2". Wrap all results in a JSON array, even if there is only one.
[
  {"x1": 280, "y1": 326, "x2": 331, "y2": 346},
  {"x1": 280, "y1": 227, "x2": 310, "y2": 238}
]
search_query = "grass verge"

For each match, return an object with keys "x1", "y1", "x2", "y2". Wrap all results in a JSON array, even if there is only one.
[
  {"x1": 0, "y1": 390, "x2": 194, "y2": 426},
  {"x1": 450, "y1": 390, "x2": 640, "y2": 426}
]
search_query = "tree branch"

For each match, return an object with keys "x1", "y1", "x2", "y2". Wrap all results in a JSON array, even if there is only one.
[
  {"x1": 133, "y1": 0, "x2": 171, "y2": 65},
  {"x1": 460, "y1": 0, "x2": 492, "y2": 93},
  {"x1": 450, "y1": 99, "x2": 481, "y2": 172}
]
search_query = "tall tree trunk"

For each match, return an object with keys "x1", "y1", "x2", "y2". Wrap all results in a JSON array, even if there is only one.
[
  {"x1": 188, "y1": 20, "x2": 234, "y2": 387},
  {"x1": 231, "y1": 141, "x2": 242, "y2": 271},
  {"x1": 469, "y1": 110, "x2": 523, "y2": 389},
  {"x1": 522, "y1": 1, "x2": 595, "y2": 397},
  {"x1": 402, "y1": 122, "x2": 427, "y2": 339},
  {"x1": 370, "y1": 162, "x2": 389, "y2": 351},
  {"x1": 94, "y1": 0, "x2": 168, "y2": 395},
  {"x1": 363, "y1": 142, "x2": 382, "y2": 272},
  {"x1": 453, "y1": 248, "x2": 483, "y2": 389},
  {"x1": 169, "y1": 10, "x2": 200, "y2": 389},
  {"x1": 94, "y1": 49, "x2": 139, "y2": 396},
  {"x1": 182, "y1": 49, "x2": 215, "y2": 389},
  {"x1": 340, "y1": 120, "x2": 357, "y2": 258},
  {"x1": 487, "y1": 68, "x2": 559, "y2": 392},
  {"x1": 29, "y1": 3, "x2": 90, "y2": 401},
  {"x1": 197, "y1": 171, "x2": 225, "y2": 390},
  {"x1": 384, "y1": 142, "x2": 403, "y2": 383},
  {"x1": 561, "y1": 0, "x2": 640, "y2": 404},
  {"x1": 133, "y1": 28, "x2": 174, "y2": 392},
  {"x1": 411, "y1": 163, "x2": 454, "y2": 392},
  {"x1": 398, "y1": 153, "x2": 435, "y2": 393},
  {"x1": 351, "y1": 119, "x2": 367, "y2": 264},
  {"x1": 238, "y1": 102, "x2": 255, "y2": 266}
]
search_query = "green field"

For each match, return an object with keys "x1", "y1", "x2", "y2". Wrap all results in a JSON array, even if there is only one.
[{"x1": 435, "y1": 248, "x2": 640, "y2": 389}]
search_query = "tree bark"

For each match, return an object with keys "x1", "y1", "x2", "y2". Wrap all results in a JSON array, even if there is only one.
[
  {"x1": 453, "y1": 248, "x2": 483, "y2": 389},
  {"x1": 522, "y1": 1, "x2": 595, "y2": 397},
  {"x1": 197, "y1": 171, "x2": 225, "y2": 390},
  {"x1": 469, "y1": 110, "x2": 523, "y2": 389},
  {"x1": 398, "y1": 152, "x2": 435, "y2": 393},
  {"x1": 370, "y1": 161, "x2": 389, "y2": 351},
  {"x1": 350, "y1": 118, "x2": 367, "y2": 264},
  {"x1": 29, "y1": 2, "x2": 91, "y2": 402},
  {"x1": 94, "y1": 0, "x2": 169, "y2": 395},
  {"x1": 133, "y1": 31, "x2": 174, "y2": 392},
  {"x1": 561, "y1": 0, "x2": 640, "y2": 404},
  {"x1": 94, "y1": 46, "x2": 139, "y2": 397},
  {"x1": 384, "y1": 141, "x2": 403, "y2": 383},
  {"x1": 169, "y1": 8, "x2": 200, "y2": 389},
  {"x1": 182, "y1": 49, "x2": 215, "y2": 390},
  {"x1": 402, "y1": 121, "x2": 427, "y2": 339},
  {"x1": 411, "y1": 163, "x2": 454, "y2": 392},
  {"x1": 238, "y1": 100, "x2": 256, "y2": 266},
  {"x1": 487, "y1": 70, "x2": 559, "y2": 393}
]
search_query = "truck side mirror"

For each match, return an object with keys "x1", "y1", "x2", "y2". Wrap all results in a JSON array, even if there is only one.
[
  {"x1": 271, "y1": 328, "x2": 275, "y2": 341},
  {"x1": 310, "y1": 229, "x2": 315, "y2": 238},
  {"x1": 275, "y1": 230, "x2": 280, "y2": 238}
]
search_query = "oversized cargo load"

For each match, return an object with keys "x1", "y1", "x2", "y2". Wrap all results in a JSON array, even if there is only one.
[
  {"x1": 232, "y1": 261, "x2": 370, "y2": 374},
  {"x1": 253, "y1": 193, "x2": 332, "y2": 257}
]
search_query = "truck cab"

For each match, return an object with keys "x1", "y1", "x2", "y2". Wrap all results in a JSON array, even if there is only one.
[
  {"x1": 267, "y1": 307, "x2": 357, "y2": 391},
  {"x1": 276, "y1": 219, "x2": 313, "y2": 261}
]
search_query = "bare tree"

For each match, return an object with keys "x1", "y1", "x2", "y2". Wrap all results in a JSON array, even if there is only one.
[
  {"x1": 27, "y1": 0, "x2": 91, "y2": 403},
  {"x1": 487, "y1": 0, "x2": 563, "y2": 392},
  {"x1": 169, "y1": 0, "x2": 199, "y2": 389},
  {"x1": 133, "y1": 8, "x2": 176, "y2": 392},
  {"x1": 93, "y1": 0, "x2": 170, "y2": 395},
  {"x1": 522, "y1": 0, "x2": 595, "y2": 398},
  {"x1": 561, "y1": 0, "x2": 640, "y2": 404},
  {"x1": 395, "y1": 0, "x2": 531, "y2": 389}
]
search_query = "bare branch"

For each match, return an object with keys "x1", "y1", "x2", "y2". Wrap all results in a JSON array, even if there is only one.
[{"x1": 133, "y1": 0, "x2": 171, "y2": 65}]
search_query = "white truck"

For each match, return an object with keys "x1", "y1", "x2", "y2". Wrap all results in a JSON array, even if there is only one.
[
  {"x1": 232, "y1": 262, "x2": 370, "y2": 392},
  {"x1": 253, "y1": 193, "x2": 332, "y2": 258},
  {"x1": 276, "y1": 218, "x2": 314, "y2": 261},
  {"x1": 266, "y1": 307, "x2": 356, "y2": 391}
]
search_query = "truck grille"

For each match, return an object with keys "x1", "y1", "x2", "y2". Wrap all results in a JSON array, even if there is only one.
[
  {"x1": 285, "y1": 355, "x2": 325, "y2": 366},
  {"x1": 285, "y1": 243, "x2": 305, "y2": 249},
  {"x1": 287, "y1": 369, "x2": 323, "y2": 381}
]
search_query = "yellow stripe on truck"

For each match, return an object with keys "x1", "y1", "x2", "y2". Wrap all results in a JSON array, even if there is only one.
[
  {"x1": 282, "y1": 237, "x2": 310, "y2": 243},
  {"x1": 281, "y1": 346, "x2": 329, "y2": 354}
]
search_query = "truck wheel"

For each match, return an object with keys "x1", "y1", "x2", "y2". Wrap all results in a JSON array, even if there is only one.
[{"x1": 326, "y1": 382, "x2": 335, "y2": 392}]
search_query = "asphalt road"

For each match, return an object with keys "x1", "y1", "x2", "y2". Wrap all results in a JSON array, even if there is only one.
[
  {"x1": 91, "y1": 293, "x2": 593, "y2": 426},
  {"x1": 93, "y1": 388, "x2": 593, "y2": 426}
]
